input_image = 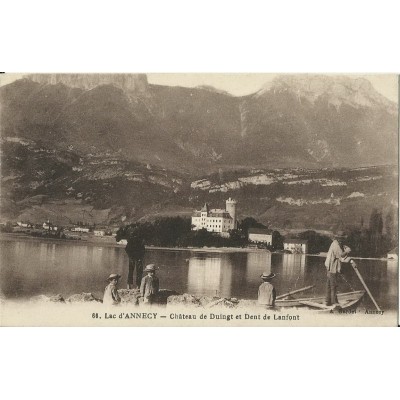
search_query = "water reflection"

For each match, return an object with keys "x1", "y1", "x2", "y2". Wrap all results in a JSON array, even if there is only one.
[
  {"x1": 282, "y1": 254, "x2": 306, "y2": 284},
  {"x1": 0, "y1": 238, "x2": 397, "y2": 310},
  {"x1": 188, "y1": 256, "x2": 233, "y2": 297},
  {"x1": 245, "y1": 252, "x2": 271, "y2": 281}
]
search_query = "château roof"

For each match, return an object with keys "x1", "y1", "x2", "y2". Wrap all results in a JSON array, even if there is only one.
[
  {"x1": 200, "y1": 203, "x2": 209, "y2": 212},
  {"x1": 209, "y1": 211, "x2": 232, "y2": 219}
]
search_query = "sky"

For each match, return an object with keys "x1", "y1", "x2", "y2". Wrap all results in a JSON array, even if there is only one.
[{"x1": 0, "y1": 73, "x2": 398, "y2": 102}]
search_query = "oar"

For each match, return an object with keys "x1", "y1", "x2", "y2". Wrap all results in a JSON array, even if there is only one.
[
  {"x1": 276, "y1": 285, "x2": 314, "y2": 300},
  {"x1": 350, "y1": 260, "x2": 381, "y2": 312},
  {"x1": 297, "y1": 300, "x2": 335, "y2": 310}
]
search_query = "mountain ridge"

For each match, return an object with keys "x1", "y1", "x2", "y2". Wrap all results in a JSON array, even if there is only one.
[
  {"x1": 0, "y1": 74, "x2": 398, "y2": 229},
  {"x1": 1, "y1": 74, "x2": 397, "y2": 172}
]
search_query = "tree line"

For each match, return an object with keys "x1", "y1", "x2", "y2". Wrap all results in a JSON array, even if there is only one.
[{"x1": 116, "y1": 206, "x2": 398, "y2": 258}]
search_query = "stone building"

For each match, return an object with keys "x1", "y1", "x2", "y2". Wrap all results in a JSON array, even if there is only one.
[
  {"x1": 248, "y1": 228, "x2": 273, "y2": 246},
  {"x1": 191, "y1": 198, "x2": 237, "y2": 236},
  {"x1": 283, "y1": 239, "x2": 308, "y2": 254}
]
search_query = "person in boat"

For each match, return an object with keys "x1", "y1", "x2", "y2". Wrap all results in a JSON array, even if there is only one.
[
  {"x1": 125, "y1": 229, "x2": 146, "y2": 290},
  {"x1": 103, "y1": 273, "x2": 122, "y2": 306},
  {"x1": 325, "y1": 231, "x2": 351, "y2": 306},
  {"x1": 258, "y1": 272, "x2": 276, "y2": 308},
  {"x1": 140, "y1": 264, "x2": 160, "y2": 305}
]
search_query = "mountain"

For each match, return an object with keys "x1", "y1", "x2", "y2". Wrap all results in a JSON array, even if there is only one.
[
  {"x1": 1, "y1": 74, "x2": 397, "y2": 170},
  {"x1": 0, "y1": 74, "x2": 398, "y2": 229},
  {"x1": 27, "y1": 73, "x2": 149, "y2": 92},
  {"x1": 240, "y1": 75, "x2": 397, "y2": 167}
]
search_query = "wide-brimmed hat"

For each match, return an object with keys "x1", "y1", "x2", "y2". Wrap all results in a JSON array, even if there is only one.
[
  {"x1": 144, "y1": 264, "x2": 156, "y2": 272},
  {"x1": 260, "y1": 272, "x2": 276, "y2": 280},
  {"x1": 107, "y1": 273, "x2": 121, "y2": 281}
]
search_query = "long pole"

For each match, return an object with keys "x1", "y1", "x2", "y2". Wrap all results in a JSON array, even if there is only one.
[
  {"x1": 350, "y1": 260, "x2": 381, "y2": 311},
  {"x1": 276, "y1": 285, "x2": 314, "y2": 300}
]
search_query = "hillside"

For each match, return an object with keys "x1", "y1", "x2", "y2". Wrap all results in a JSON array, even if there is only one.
[
  {"x1": 1, "y1": 74, "x2": 397, "y2": 170},
  {"x1": 0, "y1": 73, "x2": 398, "y2": 230}
]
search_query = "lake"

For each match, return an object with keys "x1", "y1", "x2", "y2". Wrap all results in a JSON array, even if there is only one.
[{"x1": 0, "y1": 236, "x2": 398, "y2": 310}]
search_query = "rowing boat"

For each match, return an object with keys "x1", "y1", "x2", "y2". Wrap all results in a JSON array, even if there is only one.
[{"x1": 276, "y1": 290, "x2": 365, "y2": 310}]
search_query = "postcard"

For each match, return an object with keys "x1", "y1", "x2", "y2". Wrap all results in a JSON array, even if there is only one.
[{"x1": 0, "y1": 73, "x2": 398, "y2": 326}]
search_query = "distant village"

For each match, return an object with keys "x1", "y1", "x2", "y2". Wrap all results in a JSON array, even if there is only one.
[
  {"x1": 0, "y1": 220, "x2": 128, "y2": 244},
  {"x1": 0, "y1": 197, "x2": 311, "y2": 254}
]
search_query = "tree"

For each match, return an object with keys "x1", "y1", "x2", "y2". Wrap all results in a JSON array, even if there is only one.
[
  {"x1": 385, "y1": 206, "x2": 398, "y2": 248},
  {"x1": 238, "y1": 217, "x2": 267, "y2": 235},
  {"x1": 297, "y1": 230, "x2": 331, "y2": 254},
  {"x1": 369, "y1": 208, "x2": 383, "y2": 255},
  {"x1": 272, "y1": 231, "x2": 284, "y2": 250}
]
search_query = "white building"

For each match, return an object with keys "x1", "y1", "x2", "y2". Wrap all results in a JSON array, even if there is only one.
[
  {"x1": 17, "y1": 221, "x2": 31, "y2": 228},
  {"x1": 43, "y1": 221, "x2": 58, "y2": 231},
  {"x1": 248, "y1": 228, "x2": 273, "y2": 245},
  {"x1": 191, "y1": 198, "x2": 237, "y2": 235},
  {"x1": 284, "y1": 239, "x2": 308, "y2": 254},
  {"x1": 71, "y1": 226, "x2": 90, "y2": 233},
  {"x1": 94, "y1": 230, "x2": 105, "y2": 237}
]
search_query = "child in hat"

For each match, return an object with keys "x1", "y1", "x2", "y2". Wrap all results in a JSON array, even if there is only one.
[
  {"x1": 258, "y1": 272, "x2": 276, "y2": 308},
  {"x1": 140, "y1": 264, "x2": 159, "y2": 304},
  {"x1": 103, "y1": 273, "x2": 122, "y2": 306}
]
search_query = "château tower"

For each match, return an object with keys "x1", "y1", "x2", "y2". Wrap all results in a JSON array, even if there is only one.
[{"x1": 225, "y1": 198, "x2": 237, "y2": 229}]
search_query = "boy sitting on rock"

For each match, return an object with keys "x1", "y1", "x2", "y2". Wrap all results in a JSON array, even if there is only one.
[
  {"x1": 258, "y1": 272, "x2": 276, "y2": 309},
  {"x1": 103, "y1": 273, "x2": 121, "y2": 306},
  {"x1": 140, "y1": 264, "x2": 159, "y2": 304}
]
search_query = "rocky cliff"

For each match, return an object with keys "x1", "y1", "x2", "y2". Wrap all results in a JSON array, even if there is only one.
[
  {"x1": 27, "y1": 73, "x2": 149, "y2": 92},
  {"x1": 0, "y1": 74, "x2": 398, "y2": 229}
]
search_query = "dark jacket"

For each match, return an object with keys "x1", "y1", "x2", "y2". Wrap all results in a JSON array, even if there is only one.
[{"x1": 125, "y1": 236, "x2": 145, "y2": 259}]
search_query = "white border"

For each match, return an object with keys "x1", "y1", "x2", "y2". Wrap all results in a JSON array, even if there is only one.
[{"x1": 1, "y1": 1, "x2": 399, "y2": 400}]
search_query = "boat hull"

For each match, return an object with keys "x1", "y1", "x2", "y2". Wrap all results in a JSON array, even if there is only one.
[{"x1": 276, "y1": 290, "x2": 365, "y2": 309}]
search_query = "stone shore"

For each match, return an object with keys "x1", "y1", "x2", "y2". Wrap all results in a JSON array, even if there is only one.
[{"x1": 23, "y1": 289, "x2": 259, "y2": 309}]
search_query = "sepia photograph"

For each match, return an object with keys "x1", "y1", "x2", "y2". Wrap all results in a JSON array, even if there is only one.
[{"x1": 0, "y1": 72, "x2": 398, "y2": 326}]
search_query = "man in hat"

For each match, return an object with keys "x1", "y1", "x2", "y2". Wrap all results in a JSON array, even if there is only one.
[
  {"x1": 140, "y1": 264, "x2": 159, "y2": 304},
  {"x1": 258, "y1": 272, "x2": 276, "y2": 308},
  {"x1": 103, "y1": 274, "x2": 121, "y2": 306},
  {"x1": 324, "y1": 231, "x2": 352, "y2": 306}
]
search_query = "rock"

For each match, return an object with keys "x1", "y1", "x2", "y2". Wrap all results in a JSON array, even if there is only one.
[
  {"x1": 167, "y1": 293, "x2": 201, "y2": 307},
  {"x1": 222, "y1": 300, "x2": 237, "y2": 309},
  {"x1": 66, "y1": 292, "x2": 101, "y2": 303},
  {"x1": 118, "y1": 289, "x2": 141, "y2": 305},
  {"x1": 30, "y1": 294, "x2": 65, "y2": 303},
  {"x1": 198, "y1": 296, "x2": 216, "y2": 307},
  {"x1": 156, "y1": 289, "x2": 180, "y2": 305}
]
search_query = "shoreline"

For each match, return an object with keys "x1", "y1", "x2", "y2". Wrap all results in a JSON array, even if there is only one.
[
  {"x1": 1, "y1": 289, "x2": 397, "y2": 315},
  {"x1": 0, "y1": 232, "x2": 389, "y2": 260}
]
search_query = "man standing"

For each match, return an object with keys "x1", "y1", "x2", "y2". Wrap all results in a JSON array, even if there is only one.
[
  {"x1": 125, "y1": 231, "x2": 146, "y2": 290},
  {"x1": 325, "y1": 231, "x2": 351, "y2": 306}
]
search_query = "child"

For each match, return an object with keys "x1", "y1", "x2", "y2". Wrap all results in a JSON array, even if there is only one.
[
  {"x1": 140, "y1": 264, "x2": 159, "y2": 304},
  {"x1": 103, "y1": 273, "x2": 122, "y2": 306},
  {"x1": 258, "y1": 272, "x2": 276, "y2": 308}
]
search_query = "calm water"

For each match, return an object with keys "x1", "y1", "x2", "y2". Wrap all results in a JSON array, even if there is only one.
[{"x1": 0, "y1": 237, "x2": 398, "y2": 310}]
